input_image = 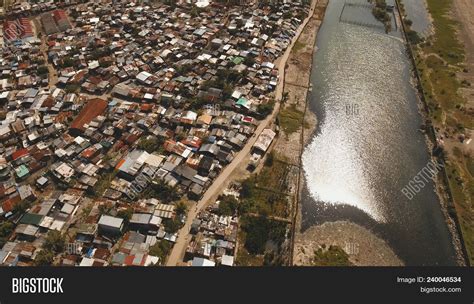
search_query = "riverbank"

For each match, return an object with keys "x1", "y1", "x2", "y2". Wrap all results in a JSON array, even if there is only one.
[
  {"x1": 272, "y1": 0, "x2": 324, "y2": 265},
  {"x1": 397, "y1": 0, "x2": 472, "y2": 266}
]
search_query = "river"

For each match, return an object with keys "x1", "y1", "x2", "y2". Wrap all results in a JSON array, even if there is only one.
[
  {"x1": 300, "y1": 0, "x2": 457, "y2": 265},
  {"x1": 401, "y1": 0, "x2": 432, "y2": 36}
]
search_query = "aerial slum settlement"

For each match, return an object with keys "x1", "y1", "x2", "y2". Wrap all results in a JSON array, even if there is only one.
[{"x1": 0, "y1": 0, "x2": 309, "y2": 266}]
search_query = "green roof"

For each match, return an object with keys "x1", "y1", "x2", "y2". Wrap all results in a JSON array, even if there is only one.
[
  {"x1": 19, "y1": 213, "x2": 44, "y2": 226},
  {"x1": 237, "y1": 97, "x2": 248, "y2": 106},
  {"x1": 232, "y1": 56, "x2": 244, "y2": 65},
  {"x1": 100, "y1": 141, "x2": 112, "y2": 149},
  {"x1": 15, "y1": 165, "x2": 29, "y2": 178}
]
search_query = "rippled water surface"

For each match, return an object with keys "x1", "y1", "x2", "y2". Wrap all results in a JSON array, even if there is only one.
[
  {"x1": 402, "y1": 0, "x2": 432, "y2": 35},
  {"x1": 301, "y1": 0, "x2": 457, "y2": 265}
]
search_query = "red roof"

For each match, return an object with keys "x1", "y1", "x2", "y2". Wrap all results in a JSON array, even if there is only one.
[
  {"x1": 80, "y1": 147, "x2": 97, "y2": 159},
  {"x1": 1, "y1": 195, "x2": 21, "y2": 213},
  {"x1": 181, "y1": 137, "x2": 202, "y2": 149},
  {"x1": 3, "y1": 18, "x2": 33, "y2": 40},
  {"x1": 140, "y1": 104, "x2": 153, "y2": 112},
  {"x1": 115, "y1": 158, "x2": 126, "y2": 171},
  {"x1": 70, "y1": 98, "x2": 108, "y2": 133},
  {"x1": 11, "y1": 148, "x2": 29, "y2": 161},
  {"x1": 123, "y1": 254, "x2": 147, "y2": 266},
  {"x1": 52, "y1": 9, "x2": 68, "y2": 22}
]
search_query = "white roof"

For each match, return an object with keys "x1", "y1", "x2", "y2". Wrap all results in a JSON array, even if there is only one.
[
  {"x1": 181, "y1": 111, "x2": 197, "y2": 121},
  {"x1": 192, "y1": 257, "x2": 215, "y2": 267},
  {"x1": 74, "y1": 136, "x2": 86, "y2": 145},
  {"x1": 231, "y1": 90, "x2": 242, "y2": 99},
  {"x1": 39, "y1": 216, "x2": 54, "y2": 229},
  {"x1": 196, "y1": 0, "x2": 210, "y2": 8},
  {"x1": 55, "y1": 163, "x2": 74, "y2": 178},
  {"x1": 145, "y1": 154, "x2": 165, "y2": 167},
  {"x1": 50, "y1": 220, "x2": 66, "y2": 231},
  {"x1": 79, "y1": 257, "x2": 95, "y2": 267},
  {"x1": 221, "y1": 255, "x2": 234, "y2": 266},
  {"x1": 61, "y1": 203, "x2": 75, "y2": 215},
  {"x1": 253, "y1": 129, "x2": 276, "y2": 152},
  {"x1": 98, "y1": 215, "x2": 124, "y2": 229},
  {"x1": 136, "y1": 71, "x2": 153, "y2": 82}
]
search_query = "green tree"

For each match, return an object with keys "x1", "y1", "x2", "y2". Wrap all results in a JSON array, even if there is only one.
[
  {"x1": 34, "y1": 249, "x2": 54, "y2": 266},
  {"x1": 0, "y1": 221, "x2": 14, "y2": 247},
  {"x1": 13, "y1": 200, "x2": 31, "y2": 214},
  {"x1": 175, "y1": 202, "x2": 187, "y2": 216},
  {"x1": 37, "y1": 65, "x2": 49, "y2": 75},
  {"x1": 217, "y1": 195, "x2": 238, "y2": 216},
  {"x1": 163, "y1": 218, "x2": 182, "y2": 234},
  {"x1": 243, "y1": 216, "x2": 269, "y2": 254},
  {"x1": 240, "y1": 178, "x2": 255, "y2": 198},
  {"x1": 146, "y1": 180, "x2": 179, "y2": 203},
  {"x1": 149, "y1": 240, "x2": 172, "y2": 265},
  {"x1": 43, "y1": 230, "x2": 65, "y2": 254},
  {"x1": 312, "y1": 245, "x2": 353, "y2": 266},
  {"x1": 65, "y1": 84, "x2": 80, "y2": 94},
  {"x1": 137, "y1": 136, "x2": 163, "y2": 153},
  {"x1": 241, "y1": 216, "x2": 287, "y2": 255},
  {"x1": 264, "y1": 152, "x2": 274, "y2": 167},
  {"x1": 257, "y1": 101, "x2": 275, "y2": 117}
]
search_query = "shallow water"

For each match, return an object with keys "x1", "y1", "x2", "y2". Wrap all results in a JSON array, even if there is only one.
[{"x1": 401, "y1": 0, "x2": 432, "y2": 35}]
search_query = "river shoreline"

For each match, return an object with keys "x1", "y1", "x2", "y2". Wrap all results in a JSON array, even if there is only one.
[{"x1": 396, "y1": 0, "x2": 467, "y2": 266}]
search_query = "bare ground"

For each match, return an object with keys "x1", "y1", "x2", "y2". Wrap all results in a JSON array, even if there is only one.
[{"x1": 294, "y1": 221, "x2": 404, "y2": 266}]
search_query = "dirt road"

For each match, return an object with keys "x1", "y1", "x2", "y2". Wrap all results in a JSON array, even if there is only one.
[{"x1": 165, "y1": 0, "x2": 319, "y2": 266}]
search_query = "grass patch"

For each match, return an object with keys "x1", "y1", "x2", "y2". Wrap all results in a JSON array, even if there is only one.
[
  {"x1": 424, "y1": 54, "x2": 463, "y2": 110},
  {"x1": 445, "y1": 158, "x2": 474, "y2": 265},
  {"x1": 236, "y1": 242, "x2": 264, "y2": 266},
  {"x1": 279, "y1": 104, "x2": 305, "y2": 135},
  {"x1": 240, "y1": 156, "x2": 292, "y2": 218},
  {"x1": 424, "y1": 0, "x2": 464, "y2": 66},
  {"x1": 292, "y1": 41, "x2": 306, "y2": 53},
  {"x1": 312, "y1": 245, "x2": 353, "y2": 266},
  {"x1": 236, "y1": 216, "x2": 288, "y2": 266},
  {"x1": 92, "y1": 170, "x2": 117, "y2": 197},
  {"x1": 256, "y1": 156, "x2": 290, "y2": 191}
]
